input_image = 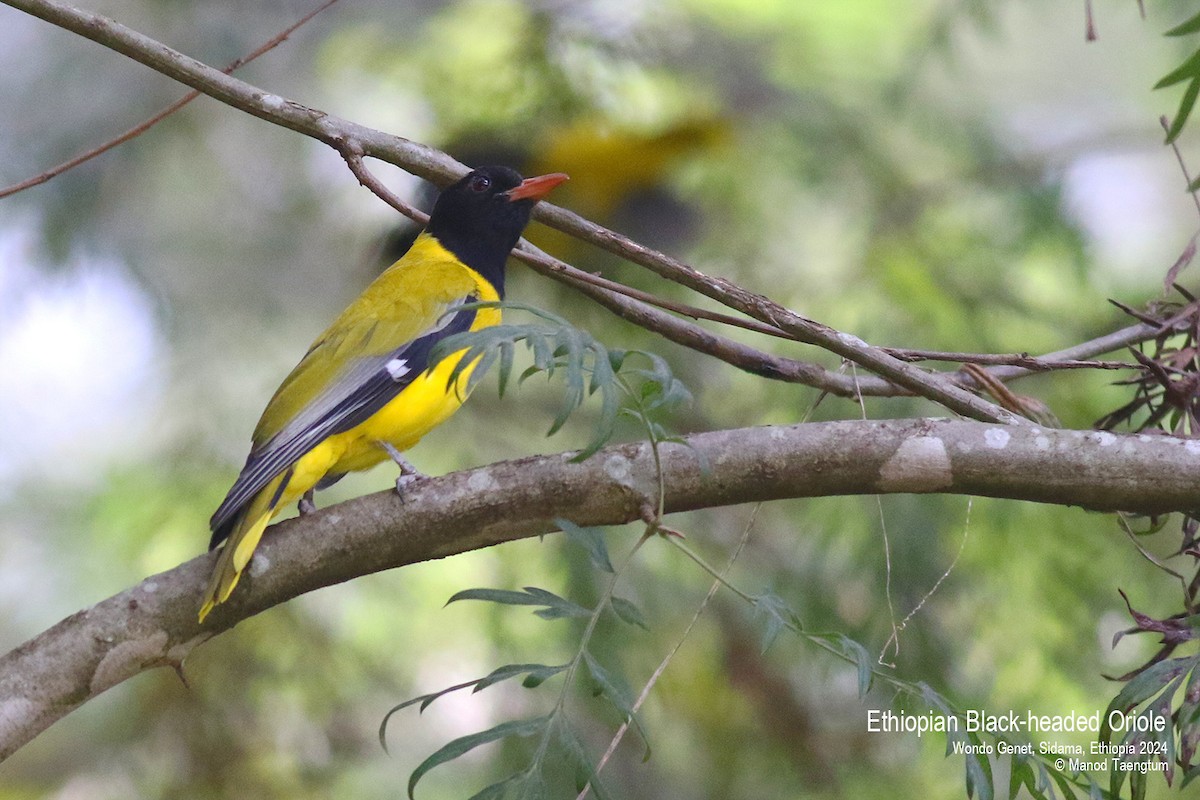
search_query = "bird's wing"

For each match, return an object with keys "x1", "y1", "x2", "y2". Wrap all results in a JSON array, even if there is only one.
[{"x1": 210, "y1": 255, "x2": 482, "y2": 538}]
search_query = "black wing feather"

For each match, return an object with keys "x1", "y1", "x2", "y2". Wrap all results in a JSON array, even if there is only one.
[{"x1": 209, "y1": 305, "x2": 477, "y2": 549}]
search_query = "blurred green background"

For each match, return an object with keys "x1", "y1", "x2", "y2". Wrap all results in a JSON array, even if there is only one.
[{"x1": 0, "y1": 0, "x2": 1196, "y2": 797}]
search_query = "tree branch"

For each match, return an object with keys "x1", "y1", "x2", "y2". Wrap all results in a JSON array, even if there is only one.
[
  {"x1": 1, "y1": 418, "x2": 1197, "y2": 761},
  {"x1": 2, "y1": 0, "x2": 1023, "y2": 424},
  {"x1": 343, "y1": 152, "x2": 1150, "y2": 400},
  {"x1": 14, "y1": 0, "x2": 1168, "y2": 421}
]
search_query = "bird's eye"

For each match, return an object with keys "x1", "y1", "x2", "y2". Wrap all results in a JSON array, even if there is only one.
[{"x1": 467, "y1": 174, "x2": 491, "y2": 193}]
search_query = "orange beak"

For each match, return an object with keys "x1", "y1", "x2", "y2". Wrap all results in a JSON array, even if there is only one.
[{"x1": 504, "y1": 172, "x2": 569, "y2": 202}]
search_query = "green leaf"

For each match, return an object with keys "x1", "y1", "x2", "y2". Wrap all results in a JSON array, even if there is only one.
[
  {"x1": 1179, "y1": 668, "x2": 1200, "y2": 768},
  {"x1": 524, "y1": 586, "x2": 593, "y2": 620},
  {"x1": 1101, "y1": 657, "x2": 1190, "y2": 743},
  {"x1": 610, "y1": 596, "x2": 650, "y2": 630},
  {"x1": 1149, "y1": 693, "x2": 1177, "y2": 784},
  {"x1": 919, "y1": 681, "x2": 955, "y2": 716},
  {"x1": 963, "y1": 733, "x2": 994, "y2": 800},
  {"x1": 573, "y1": 379, "x2": 620, "y2": 461},
  {"x1": 522, "y1": 665, "x2": 565, "y2": 689},
  {"x1": 465, "y1": 772, "x2": 527, "y2": 800},
  {"x1": 466, "y1": 345, "x2": 499, "y2": 395},
  {"x1": 588, "y1": 340, "x2": 614, "y2": 395},
  {"x1": 558, "y1": 720, "x2": 615, "y2": 800},
  {"x1": 475, "y1": 662, "x2": 568, "y2": 692},
  {"x1": 1166, "y1": 78, "x2": 1200, "y2": 143},
  {"x1": 1110, "y1": 747, "x2": 1128, "y2": 800},
  {"x1": 1009, "y1": 754, "x2": 1035, "y2": 800},
  {"x1": 430, "y1": 308, "x2": 686, "y2": 464},
  {"x1": 1130, "y1": 769, "x2": 1146, "y2": 800},
  {"x1": 546, "y1": 358, "x2": 585, "y2": 436},
  {"x1": 835, "y1": 633, "x2": 875, "y2": 698},
  {"x1": 583, "y1": 651, "x2": 652, "y2": 759},
  {"x1": 408, "y1": 716, "x2": 548, "y2": 799},
  {"x1": 752, "y1": 592, "x2": 800, "y2": 654},
  {"x1": 529, "y1": 331, "x2": 554, "y2": 373},
  {"x1": 425, "y1": 304, "x2": 688, "y2": 468},
  {"x1": 583, "y1": 652, "x2": 636, "y2": 714},
  {"x1": 1050, "y1": 769, "x2": 1078, "y2": 800},
  {"x1": 379, "y1": 662, "x2": 570, "y2": 751},
  {"x1": 496, "y1": 339, "x2": 514, "y2": 397},
  {"x1": 525, "y1": 772, "x2": 550, "y2": 800},
  {"x1": 381, "y1": 681, "x2": 481, "y2": 748},
  {"x1": 1032, "y1": 762, "x2": 1055, "y2": 800},
  {"x1": 1167, "y1": 13, "x2": 1200, "y2": 37},
  {"x1": 446, "y1": 586, "x2": 592, "y2": 620},
  {"x1": 446, "y1": 587, "x2": 546, "y2": 607},
  {"x1": 558, "y1": 518, "x2": 614, "y2": 573},
  {"x1": 1155, "y1": 49, "x2": 1200, "y2": 90}
]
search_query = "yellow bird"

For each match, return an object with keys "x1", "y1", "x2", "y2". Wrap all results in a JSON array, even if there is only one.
[{"x1": 199, "y1": 166, "x2": 568, "y2": 621}]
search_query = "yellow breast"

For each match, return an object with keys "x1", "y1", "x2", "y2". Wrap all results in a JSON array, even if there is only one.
[{"x1": 299, "y1": 240, "x2": 502, "y2": 477}]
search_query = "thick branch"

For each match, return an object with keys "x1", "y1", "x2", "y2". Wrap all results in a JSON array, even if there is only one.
[{"x1": 1, "y1": 418, "x2": 1197, "y2": 761}]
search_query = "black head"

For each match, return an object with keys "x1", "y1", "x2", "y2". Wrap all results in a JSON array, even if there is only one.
[{"x1": 425, "y1": 166, "x2": 568, "y2": 296}]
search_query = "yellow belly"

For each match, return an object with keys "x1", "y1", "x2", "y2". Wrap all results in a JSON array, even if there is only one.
[{"x1": 280, "y1": 345, "x2": 485, "y2": 495}]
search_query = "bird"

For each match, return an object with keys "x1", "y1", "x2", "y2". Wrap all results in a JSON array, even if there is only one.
[{"x1": 198, "y1": 165, "x2": 569, "y2": 622}]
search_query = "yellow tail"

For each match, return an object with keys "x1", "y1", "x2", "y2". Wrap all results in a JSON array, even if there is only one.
[{"x1": 198, "y1": 474, "x2": 285, "y2": 622}]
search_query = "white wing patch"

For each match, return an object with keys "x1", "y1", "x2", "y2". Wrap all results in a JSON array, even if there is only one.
[{"x1": 386, "y1": 357, "x2": 411, "y2": 381}]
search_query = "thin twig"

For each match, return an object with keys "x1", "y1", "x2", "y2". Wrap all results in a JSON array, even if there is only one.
[
  {"x1": 526, "y1": 530, "x2": 653, "y2": 783},
  {"x1": 338, "y1": 145, "x2": 428, "y2": 223},
  {"x1": 886, "y1": 348, "x2": 1130, "y2": 370},
  {"x1": 984, "y1": 321, "x2": 1158, "y2": 382},
  {"x1": 851, "y1": 362, "x2": 900, "y2": 667},
  {"x1": 577, "y1": 505, "x2": 762, "y2": 800},
  {"x1": 529, "y1": 200, "x2": 1022, "y2": 423},
  {"x1": 879, "y1": 498, "x2": 973, "y2": 662},
  {"x1": 516, "y1": 239, "x2": 789, "y2": 339},
  {"x1": 0, "y1": 0, "x2": 341, "y2": 199}
]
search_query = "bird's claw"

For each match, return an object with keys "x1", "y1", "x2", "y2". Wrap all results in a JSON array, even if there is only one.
[
  {"x1": 379, "y1": 440, "x2": 426, "y2": 503},
  {"x1": 394, "y1": 472, "x2": 424, "y2": 503}
]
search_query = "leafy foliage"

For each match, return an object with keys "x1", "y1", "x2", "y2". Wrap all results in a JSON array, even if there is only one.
[
  {"x1": 447, "y1": 586, "x2": 593, "y2": 621},
  {"x1": 390, "y1": 538, "x2": 1139, "y2": 800},
  {"x1": 1094, "y1": 287, "x2": 1200, "y2": 797},
  {"x1": 431, "y1": 303, "x2": 691, "y2": 460},
  {"x1": 1099, "y1": 287, "x2": 1200, "y2": 440},
  {"x1": 417, "y1": 303, "x2": 1182, "y2": 799},
  {"x1": 1158, "y1": 11, "x2": 1200, "y2": 146},
  {"x1": 12, "y1": 0, "x2": 1200, "y2": 796},
  {"x1": 384, "y1": 521, "x2": 651, "y2": 799}
]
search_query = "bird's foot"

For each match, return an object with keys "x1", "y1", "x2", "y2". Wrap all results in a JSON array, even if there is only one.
[
  {"x1": 378, "y1": 441, "x2": 426, "y2": 503},
  {"x1": 394, "y1": 471, "x2": 424, "y2": 501},
  {"x1": 297, "y1": 489, "x2": 317, "y2": 516}
]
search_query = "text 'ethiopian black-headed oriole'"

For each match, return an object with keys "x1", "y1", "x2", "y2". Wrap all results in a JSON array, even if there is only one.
[{"x1": 199, "y1": 166, "x2": 569, "y2": 621}]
